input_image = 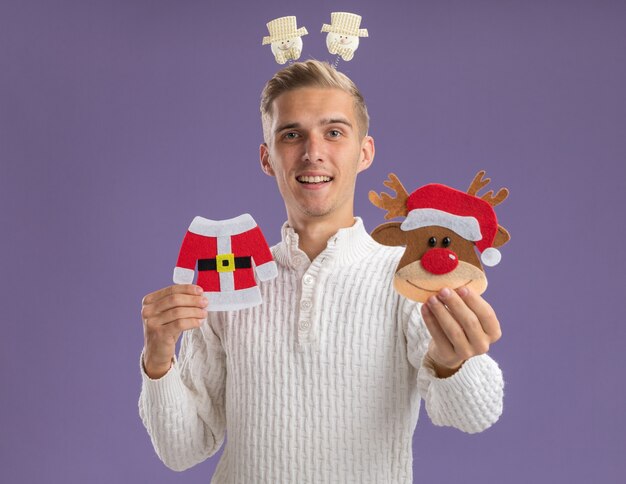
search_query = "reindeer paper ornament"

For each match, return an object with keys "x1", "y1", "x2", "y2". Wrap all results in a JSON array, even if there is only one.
[{"x1": 369, "y1": 172, "x2": 510, "y2": 302}]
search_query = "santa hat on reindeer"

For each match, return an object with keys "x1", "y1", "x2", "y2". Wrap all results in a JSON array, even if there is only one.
[{"x1": 400, "y1": 180, "x2": 505, "y2": 267}]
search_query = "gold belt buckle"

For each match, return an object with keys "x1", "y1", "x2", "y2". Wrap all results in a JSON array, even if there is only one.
[{"x1": 216, "y1": 253, "x2": 235, "y2": 273}]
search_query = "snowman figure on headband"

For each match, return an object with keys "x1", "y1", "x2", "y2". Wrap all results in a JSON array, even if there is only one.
[
  {"x1": 262, "y1": 16, "x2": 308, "y2": 65},
  {"x1": 321, "y1": 12, "x2": 368, "y2": 61}
]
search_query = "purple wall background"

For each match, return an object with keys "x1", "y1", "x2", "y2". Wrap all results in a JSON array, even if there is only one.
[{"x1": 2, "y1": 0, "x2": 625, "y2": 482}]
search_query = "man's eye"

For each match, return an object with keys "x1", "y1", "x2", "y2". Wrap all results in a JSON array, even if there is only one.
[
  {"x1": 328, "y1": 130, "x2": 342, "y2": 138},
  {"x1": 284, "y1": 132, "x2": 299, "y2": 140}
]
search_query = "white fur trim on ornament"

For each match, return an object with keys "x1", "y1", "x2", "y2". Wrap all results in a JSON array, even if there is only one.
[
  {"x1": 189, "y1": 213, "x2": 256, "y2": 237},
  {"x1": 481, "y1": 247, "x2": 501, "y2": 267},
  {"x1": 255, "y1": 261, "x2": 278, "y2": 282},
  {"x1": 205, "y1": 286, "x2": 262, "y2": 311},
  {"x1": 173, "y1": 267, "x2": 195, "y2": 284},
  {"x1": 401, "y1": 208, "x2": 481, "y2": 240}
]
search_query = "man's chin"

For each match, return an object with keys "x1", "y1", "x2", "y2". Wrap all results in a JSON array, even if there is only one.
[
  {"x1": 292, "y1": 198, "x2": 335, "y2": 218},
  {"x1": 298, "y1": 205, "x2": 333, "y2": 218},
  {"x1": 291, "y1": 193, "x2": 334, "y2": 217}
]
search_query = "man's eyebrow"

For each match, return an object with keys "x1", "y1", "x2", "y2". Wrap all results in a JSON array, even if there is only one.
[
  {"x1": 274, "y1": 122, "x2": 300, "y2": 135},
  {"x1": 320, "y1": 117, "x2": 353, "y2": 129},
  {"x1": 274, "y1": 118, "x2": 353, "y2": 136}
]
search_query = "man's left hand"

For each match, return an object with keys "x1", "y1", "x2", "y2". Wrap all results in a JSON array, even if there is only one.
[{"x1": 420, "y1": 286, "x2": 502, "y2": 378}]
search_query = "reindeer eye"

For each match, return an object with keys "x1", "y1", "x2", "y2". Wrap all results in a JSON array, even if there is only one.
[
  {"x1": 442, "y1": 237, "x2": 451, "y2": 247},
  {"x1": 428, "y1": 237, "x2": 437, "y2": 247}
]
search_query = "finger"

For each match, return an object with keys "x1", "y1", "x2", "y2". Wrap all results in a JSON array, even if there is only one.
[
  {"x1": 456, "y1": 287, "x2": 502, "y2": 342},
  {"x1": 426, "y1": 295, "x2": 472, "y2": 354},
  {"x1": 437, "y1": 288, "x2": 488, "y2": 348},
  {"x1": 169, "y1": 317, "x2": 206, "y2": 333},
  {"x1": 149, "y1": 293, "x2": 208, "y2": 316},
  {"x1": 142, "y1": 284, "x2": 203, "y2": 306},
  {"x1": 148, "y1": 307, "x2": 208, "y2": 327},
  {"x1": 420, "y1": 303, "x2": 455, "y2": 355},
  {"x1": 145, "y1": 318, "x2": 205, "y2": 344}
]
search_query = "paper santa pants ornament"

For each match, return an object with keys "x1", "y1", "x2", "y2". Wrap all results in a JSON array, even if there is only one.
[{"x1": 173, "y1": 213, "x2": 277, "y2": 311}]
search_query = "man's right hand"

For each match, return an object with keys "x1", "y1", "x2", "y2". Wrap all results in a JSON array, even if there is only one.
[{"x1": 141, "y1": 284, "x2": 208, "y2": 379}]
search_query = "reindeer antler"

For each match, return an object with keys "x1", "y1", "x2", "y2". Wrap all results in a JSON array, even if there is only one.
[
  {"x1": 467, "y1": 170, "x2": 509, "y2": 207},
  {"x1": 368, "y1": 173, "x2": 409, "y2": 220}
]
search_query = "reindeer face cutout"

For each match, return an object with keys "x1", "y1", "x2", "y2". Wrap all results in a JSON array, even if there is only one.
[{"x1": 369, "y1": 172, "x2": 510, "y2": 302}]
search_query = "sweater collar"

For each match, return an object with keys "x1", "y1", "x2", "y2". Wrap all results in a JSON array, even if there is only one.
[{"x1": 273, "y1": 217, "x2": 378, "y2": 269}]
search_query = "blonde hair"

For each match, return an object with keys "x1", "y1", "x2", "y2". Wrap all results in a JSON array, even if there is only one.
[{"x1": 260, "y1": 59, "x2": 370, "y2": 143}]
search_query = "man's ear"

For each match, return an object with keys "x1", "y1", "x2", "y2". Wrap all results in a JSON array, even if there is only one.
[
  {"x1": 259, "y1": 143, "x2": 275, "y2": 177},
  {"x1": 371, "y1": 222, "x2": 406, "y2": 247},
  {"x1": 357, "y1": 135, "x2": 375, "y2": 174}
]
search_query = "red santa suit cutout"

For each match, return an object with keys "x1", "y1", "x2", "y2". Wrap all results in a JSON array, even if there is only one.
[{"x1": 173, "y1": 213, "x2": 277, "y2": 311}]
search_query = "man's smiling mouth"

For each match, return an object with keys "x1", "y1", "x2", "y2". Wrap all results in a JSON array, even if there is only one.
[{"x1": 296, "y1": 175, "x2": 333, "y2": 184}]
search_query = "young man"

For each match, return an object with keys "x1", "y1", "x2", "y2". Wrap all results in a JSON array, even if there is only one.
[{"x1": 139, "y1": 60, "x2": 504, "y2": 483}]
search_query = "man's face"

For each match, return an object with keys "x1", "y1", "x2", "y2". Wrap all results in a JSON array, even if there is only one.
[{"x1": 260, "y1": 87, "x2": 374, "y2": 222}]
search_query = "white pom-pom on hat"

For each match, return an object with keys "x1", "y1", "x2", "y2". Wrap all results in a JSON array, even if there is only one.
[{"x1": 481, "y1": 247, "x2": 501, "y2": 267}]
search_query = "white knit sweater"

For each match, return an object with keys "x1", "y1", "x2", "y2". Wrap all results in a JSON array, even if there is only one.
[{"x1": 139, "y1": 218, "x2": 504, "y2": 483}]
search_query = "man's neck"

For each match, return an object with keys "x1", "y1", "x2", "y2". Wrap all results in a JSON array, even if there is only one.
[{"x1": 287, "y1": 212, "x2": 356, "y2": 261}]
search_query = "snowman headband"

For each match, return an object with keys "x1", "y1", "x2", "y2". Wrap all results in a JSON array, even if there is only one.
[{"x1": 262, "y1": 12, "x2": 368, "y2": 67}]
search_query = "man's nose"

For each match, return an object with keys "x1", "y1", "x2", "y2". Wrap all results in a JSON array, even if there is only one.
[{"x1": 302, "y1": 134, "x2": 325, "y2": 163}]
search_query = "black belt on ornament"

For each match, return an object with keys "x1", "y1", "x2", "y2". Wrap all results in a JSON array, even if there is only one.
[{"x1": 198, "y1": 256, "x2": 252, "y2": 271}]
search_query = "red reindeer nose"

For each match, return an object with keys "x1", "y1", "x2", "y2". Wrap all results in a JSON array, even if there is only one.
[{"x1": 421, "y1": 249, "x2": 459, "y2": 275}]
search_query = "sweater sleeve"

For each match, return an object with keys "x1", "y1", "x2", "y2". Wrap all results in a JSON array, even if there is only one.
[
  {"x1": 138, "y1": 318, "x2": 227, "y2": 471},
  {"x1": 402, "y1": 300, "x2": 504, "y2": 434}
]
